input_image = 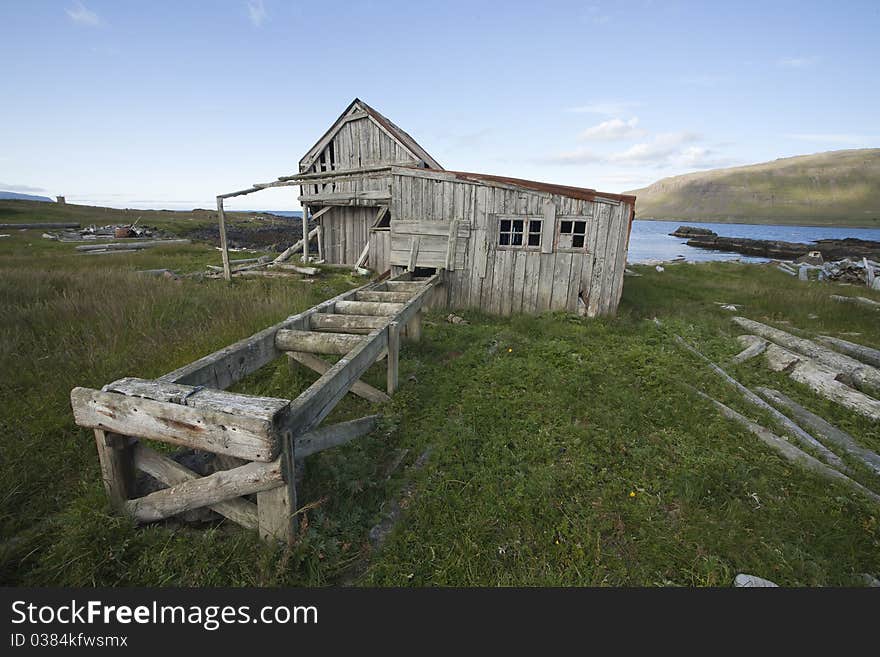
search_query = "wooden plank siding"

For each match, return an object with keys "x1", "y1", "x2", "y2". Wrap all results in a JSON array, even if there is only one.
[{"x1": 389, "y1": 169, "x2": 632, "y2": 317}]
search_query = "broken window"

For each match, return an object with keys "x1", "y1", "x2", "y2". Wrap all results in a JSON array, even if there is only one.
[
  {"x1": 498, "y1": 216, "x2": 542, "y2": 250},
  {"x1": 557, "y1": 218, "x2": 588, "y2": 250}
]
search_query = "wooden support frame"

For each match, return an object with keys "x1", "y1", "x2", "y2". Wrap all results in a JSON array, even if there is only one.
[
  {"x1": 71, "y1": 272, "x2": 443, "y2": 543},
  {"x1": 217, "y1": 197, "x2": 232, "y2": 282}
]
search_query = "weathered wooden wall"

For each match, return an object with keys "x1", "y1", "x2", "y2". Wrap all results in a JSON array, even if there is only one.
[
  {"x1": 368, "y1": 229, "x2": 391, "y2": 274},
  {"x1": 321, "y1": 207, "x2": 373, "y2": 265},
  {"x1": 389, "y1": 169, "x2": 632, "y2": 317}
]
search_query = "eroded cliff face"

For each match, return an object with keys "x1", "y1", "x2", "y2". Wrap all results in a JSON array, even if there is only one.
[{"x1": 625, "y1": 148, "x2": 880, "y2": 225}]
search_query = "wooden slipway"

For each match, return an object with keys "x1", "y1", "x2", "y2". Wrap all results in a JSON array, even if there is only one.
[{"x1": 71, "y1": 271, "x2": 442, "y2": 543}]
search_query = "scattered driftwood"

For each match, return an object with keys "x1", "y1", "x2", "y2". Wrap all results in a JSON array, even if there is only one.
[
  {"x1": 776, "y1": 264, "x2": 797, "y2": 276},
  {"x1": 673, "y1": 335, "x2": 848, "y2": 471},
  {"x1": 269, "y1": 263, "x2": 319, "y2": 276},
  {"x1": 816, "y1": 335, "x2": 880, "y2": 369},
  {"x1": 734, "y1": 574, "x2": 778, "y2": 588},
  {"x1": 273, "y1": 227, "x2": 319, "y2": 265},
  {"x1": 756, "y1": 387, "x2": 880, "y2": 476},
  {"x1": 75, "y1": 239, "x2": 190, "y2": 252},
  {"x1": 762, "y1": 343, "x2": 880, "y2": 422},
  {"x1": 732, "y1": 317, "x2": 880, "y2": 397},
  {"x1": 234, "y1": 270, "x2": 304, "y2": 279},
  {"x1": 691, "y1": 387, "x2": 880, "y2": 505},
  {"x1": 831, "y1": 294, "x2": 880, "y2": 309},
  {"x1": 731, "y1": 335, "x2": 768, "y2": 364},
  {"x1": 82, "y1": 249, "x2": 139, "y2": 255},
  {"x1": 0, "y1": 222, "x2": 79, "y2": 229}
]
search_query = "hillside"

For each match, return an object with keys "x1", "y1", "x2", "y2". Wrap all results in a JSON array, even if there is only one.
[
  {"x1": 625, "y1": 148, "x2": 880, "y2": 226},
  {"x1": 0, "y1": 191, "x2": 53, "y2": 202}
]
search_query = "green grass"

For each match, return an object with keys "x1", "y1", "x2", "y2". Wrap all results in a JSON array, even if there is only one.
[
  {"x1": 2, "y1": 216, "x2": 880, "y2": 586},
  {"x1": 627, "y1": 148, "x2": 880, "y2": 226}
]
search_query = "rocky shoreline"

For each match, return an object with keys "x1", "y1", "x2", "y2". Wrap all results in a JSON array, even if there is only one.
[{"x1": 669, "y1": 226, "x2": 880, "y2": 261}]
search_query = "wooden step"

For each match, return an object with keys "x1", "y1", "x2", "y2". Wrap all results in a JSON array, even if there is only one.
[
  {"x1": 335, "y1": 300, "x2": 405, "y2": 317},
  {"x1": 275, "y1": 329, "x2": 365, "y2": 355},
  {"x1": 310, "y1": 313, "x2": 388, "y2": 334},
  {"x1": 355, "y1": 290, "x2": 412, "y2": 304},
  {"x1": 384, "y1": 281, "x2": 426, "y2": 293}
]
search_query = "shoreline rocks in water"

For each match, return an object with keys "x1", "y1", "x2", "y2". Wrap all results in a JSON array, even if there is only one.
[{"x1": 669, "y1": 225, "x2": 880, "y2": 261}]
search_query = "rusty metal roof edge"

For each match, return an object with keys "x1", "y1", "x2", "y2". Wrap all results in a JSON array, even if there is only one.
[{"x1": 393, "y1": 166, "x2": 637, "y2": 205}]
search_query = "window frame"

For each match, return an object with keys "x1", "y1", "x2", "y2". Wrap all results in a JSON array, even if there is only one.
[
  {"x1": 555, "y1": 215, "x2": 591, "y2": 253},
  {"x1": 495, "y1": 214, "x2": 544, "y2": 251}
]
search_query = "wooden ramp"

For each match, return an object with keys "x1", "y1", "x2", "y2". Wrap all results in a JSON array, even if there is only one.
[{"x1": 70, "y1": 272, "x2": 442, "y2": 543}]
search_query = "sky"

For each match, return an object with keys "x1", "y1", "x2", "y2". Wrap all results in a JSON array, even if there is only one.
[{"x1": 1, "y1": 0, "x2": 879, "y2": 211}]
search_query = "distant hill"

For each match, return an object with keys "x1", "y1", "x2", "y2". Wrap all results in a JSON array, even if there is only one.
[
  {"x1": 625, "y1": 148, "x2": 880, "y2": 226},
  {"x1": 0, "y1": 191, "x2": 53, "y2": 202}
]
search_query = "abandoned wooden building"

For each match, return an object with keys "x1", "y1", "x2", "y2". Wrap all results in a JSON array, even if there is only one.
[{"x1": 219, "y1": 98, "x2": 636, "y2": 317}]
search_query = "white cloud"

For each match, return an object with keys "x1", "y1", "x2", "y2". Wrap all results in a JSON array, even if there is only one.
[
  {"x1": 579, "y1": 117, "x2": 645, "y2": 141},
  {"x1": 66, "y1": 1, "x2": 102, "y2": 27},
  {"x1": 247, "y1": 0, "x2": 268, "y2": 27},
  {"x1": 566, "y1": 100, "x2": 640, "y2": 115},
  {"x1": 609, "y1": 131, "x2": 702, "y2": 165},
  {"x1": 786, "y1": 133, "x2": 879, "y2": 145},
  {"x1": 777, "y1": 56, "x2": 818, "y2": 68}
]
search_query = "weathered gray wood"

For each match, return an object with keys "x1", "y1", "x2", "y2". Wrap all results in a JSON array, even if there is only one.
[
  {"x1": 755, "y1": 387, "x2": 880, "y2": 476},
  {"x1": 283, "y1": 327, "x2": 389, "y2": 438},
  {"x1": 273, "y1": 226, "x2": 320, "y2": 264},
  {"x1": 158, "y1": 282, "x2": 375, "y2": 389},
  {"x1": 126, "y1": 458, "x2": 284, "y2": 524},
  {"x1": 445, "y1": 220, "x2": 459, "y2": 270},
  {"x1": 295, "y1": 415, "x2": 380, "y2": 459},
  {"x1": 309, "y1": 313, "x2": 388, "y2": 334},
  {"x1": 831, "y1": 294, "x2": 880, "y2": 309},
  {"x1": 133, "y1": 444, "x2": 258, "y2": 529},
  {"x1": 540, "y1": 201, "x2": 556, "y2": 254},
  {"x1": 816, "y1": 335, "x2": 880, "y2": 368},
  {"x1": 335, "y1": 300, "x2": 405, "y2": 316},
  {"x1": 276, "y1": 329, "x2": 365, "y2": 355},
  {"x1": 288, "y1": 351, "x2": 390, "y2": 404},
  {"x1": 93, "y1": 430, "x2": 135, "y2": 511},
  {"x1": 72, "y1": 387, "x2": 283, "y2": 462},
  {"x1": 217, "y1": 197, "x2": 232, "y2": 281},
  {"x1": 269, "y1": 263, "x2": 319, "y2": 275},
  {"x1": 355, "y1": 290, "x2": 412, "y2": 304},
  {"x1": 407, "y1": 235, "x2": 421, "y2": 271},
  {"x1": 732, "y1": 316, "x2": 880, "y2": 396},
  {"x1": 731, "y1": 335, "x2": 769, "y2": 364},
  {"x1": 406, "y1": 311, "x2": 422, "y2": 342},
  {"x1": 257, "y1": 485, "x2": 293, "y2": 542},
  {"x1": 355, "y1": 241, "x2": 370, "y2": 269},
  {"x1": 762, "y1": 343, "x2": 880, "y2": 422},
  {"x1": 75, "y1": 239, "x2": 191, "y2": 252},
  {"x1": 301, "y1": 204, "x2": 310, "y2": 263},
  {"x1": 383, "y1": 281, "x2": 425, "y2": 293},
  {"x1": 673, "y1": 335, "x2": 850, "y2": 472},
  {"x1": 387, "y1": 321, "x2": 400, "y2": 395},
  {"x1": 691, "y1": 387, "x2": 880, "y2": 505}
]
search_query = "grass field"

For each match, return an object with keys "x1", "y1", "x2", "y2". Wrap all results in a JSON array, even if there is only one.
[{"x1": 2, "y1": 202, "x2": 880, "y2": 586}]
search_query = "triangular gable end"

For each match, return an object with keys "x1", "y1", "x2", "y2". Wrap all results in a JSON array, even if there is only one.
[{"x1": 299, "y1": 99, "x2": 442, "y2": 172}]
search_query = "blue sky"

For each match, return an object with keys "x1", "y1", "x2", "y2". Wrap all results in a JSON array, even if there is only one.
[{"x1": 2, "y1": 1, "x2": 878, "y2": 210}]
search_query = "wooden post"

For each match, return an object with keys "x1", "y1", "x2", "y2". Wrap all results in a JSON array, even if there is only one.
[
  {"x1": 93, "y1": 429, "x2": 135, "y2": 511},
  {"x1": 257, "y1": 429, "x2": 297, "y2": 543},
  {"x1": 407, "y1": 310, "x2": 422, "y2": 342},
  {"x1": 316, "y1": 220, "x2": 324, "y2": 262},
  {"x1": 387, "y1": 321, "x2": 399, "y2": 395},
  {"x1": 301, "y1": 203, "x2": 310, "y2": 264},
  {"x1": 217, "y1": 197, "x2": 232, "y2": 282}
]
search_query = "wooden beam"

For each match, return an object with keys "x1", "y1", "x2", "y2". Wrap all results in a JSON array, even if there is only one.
[
  {"x1": 157, "y1": 282, "x2": 378, "y2": 390},
  {"x1": 335, "y1": 300, "x2": 405, "y2": 316},
  {"x1": 309, "y1": 313, "x2": 389, "y2": 334},
  {"x1": 355, "y1": 290, "x2": 412, "y2": 304},
  {"x1": 217, "y1": 197, "x2": 232, "y2": 282},
  {"x1": 71, "y1": 386, "x2": 284, "y2": 462},
  {"x1": 355, "y1": 241, "x2": 370, "y2": 269},
  {"x1": 283, "y1": 327, "x2": 390, "y2": 435},
  {"x1": 383, "y1": 281, "x2": 426, "y2": 293},
  {"x1": 287, "y1": 352, "x2": 390, "y2": 404},
  {"x1": 407, "y1": 236, "x2": 421, "y2": 271},
  {"x1": 294, "y1": 415, "x2": 380, "y2": 459},
  {"x1": 133, "y1": 444, "x2": 258, "y2": 530},
  {"x1": 276, "y1": 329, "x2": 365, "y2": 355},
  {"x1": 93, "y1": 430, "x2": 135, "y2": 511},
  {"x1": 298, "y1": 190, "x2": 391, "y2": 204},
  {"x1": 387, "y1": 321, "x2": 400, "y2": 395},
  {"x1": 126, "y1": 458, "x2": 284, "y2": 524},
  {"x1": 301, "y1": 204, "x2": 310, "y2": 263},
  {"x1": 273, "y1": 226, "x2": 320, "y2": 265}
]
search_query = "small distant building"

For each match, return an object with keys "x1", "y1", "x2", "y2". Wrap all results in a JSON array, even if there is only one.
[{"x1": 56, "y1": 196, "x2": 66, "y2": 204}]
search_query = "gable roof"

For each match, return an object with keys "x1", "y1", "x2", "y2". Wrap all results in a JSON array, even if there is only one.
[{"x1": 300, "y1": 98, "x2": 442, "y2": 171}]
